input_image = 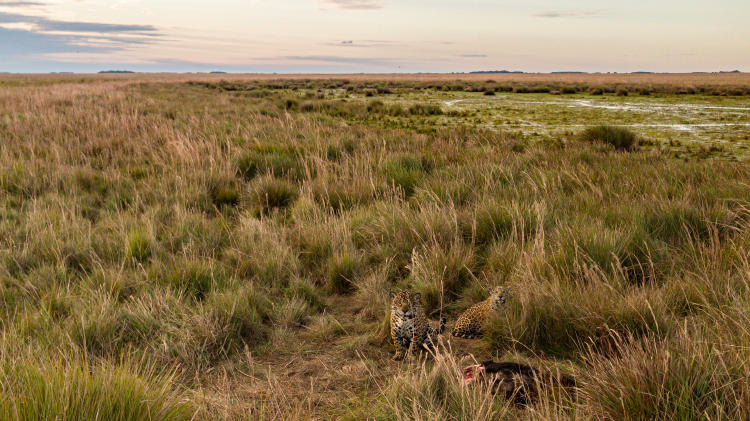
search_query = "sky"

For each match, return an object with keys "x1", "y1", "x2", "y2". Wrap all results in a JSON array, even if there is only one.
[{"x1": 1, "y1": 0, "x2": 749, "y2": 73}]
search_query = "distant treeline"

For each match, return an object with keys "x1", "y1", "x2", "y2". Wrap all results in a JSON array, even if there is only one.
[{"x1": 469, "y1": 70, "x2": 524, "y2": 74}]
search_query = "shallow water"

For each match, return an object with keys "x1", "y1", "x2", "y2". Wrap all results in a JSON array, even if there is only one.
[{"x1": 392, "y1": 91, "x2": 750, "y2": 157}]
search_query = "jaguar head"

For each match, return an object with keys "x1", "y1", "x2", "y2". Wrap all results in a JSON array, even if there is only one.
[
  {"x1": 488, "y1": 286, "x2": 510, "y2": 312},
  {"x1": 390, "y1": 290, "x2": 421, "y2": 319}
]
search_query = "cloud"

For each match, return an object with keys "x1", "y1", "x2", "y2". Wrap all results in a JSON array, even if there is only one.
[
  {"x1": 0, "y1": 10, "x2": 160, "y2": 66},
  {"x1": 534, "y1": 10, "x2": 600, "y2": 18},
  {"x1": 0, "y1": 12, "x2": 157, "y2": 35},
  {"x1": 320, "y1": 0, "x2": 383, "y2": 10},
  {"x1": 40, "y1": 20, "x2": 157, "y2": 34},
  {"x1": 0, "y1": 1, "x2": 45, "y2": 6},
  {"x1": 284, "y1": 55, "x2": 390, "y2": 65},
  {"x1": 0, "y1": 27, "x2": 118, "y2": 56},
  {"x1": 460, "y1": 54, "x2": 487, "y2": 58},
  {"x1": 327, "y1": 39, "x2": 395, "y2": 47}
]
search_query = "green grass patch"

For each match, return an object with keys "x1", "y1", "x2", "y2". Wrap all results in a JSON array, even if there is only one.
[
  {"x1": 236, "y1": 145, "x2": 304, "y2": 180},
  {"x1": 382, "y1": 154, "x2": 428, "y2": 197},
  {"x1": 126, "y1": 229, "x2": 153, "y2": 263}
]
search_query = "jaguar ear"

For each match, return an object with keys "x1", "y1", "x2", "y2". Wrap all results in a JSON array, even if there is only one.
[
  {"x1": 414, "y1": 292, "x2": 421, "y2": 301},
  {"x1": 389, "y1": 291, "x2": 396, "y2": 299},
  {"x1": 501, "y1": 286, "x2": 511, "y2": 304}
]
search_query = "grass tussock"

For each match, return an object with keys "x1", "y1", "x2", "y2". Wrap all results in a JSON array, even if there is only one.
[
  {"x1": 580, "y1": 125, "x2": 639, "y2": 151},
  {"x1": 383, "y1": 154, "x2": 430, "y2": 197},
  {"x1": 236, "y1": 145, "x2": 304, "y2": 181},
  {"x1": 248, "y1": 175, "x2": 299, "y2": 214},
  {"x1": 126, "y1": 228, "x2": 153, "y2": 263}
]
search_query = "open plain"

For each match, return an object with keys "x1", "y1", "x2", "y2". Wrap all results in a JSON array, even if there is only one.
[{"x1": 1, "y1": 73, "x2": 750, "y2": 420}]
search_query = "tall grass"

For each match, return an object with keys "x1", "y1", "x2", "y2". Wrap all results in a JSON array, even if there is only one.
[{"x1": 583, "y1": 306, "x2": 750, "y2": 420}]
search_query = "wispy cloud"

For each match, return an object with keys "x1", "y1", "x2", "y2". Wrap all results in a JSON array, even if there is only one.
[
  {"x1": 41, "y1": 20, "x2": 156, "y2": 34},
  {"x1": 0, "y1": 10, "x2": 160, "y2": 65},
  {"x1": 285, "y1": 55, "x2": 390, "y2": 65},
  {"x1": 534, "y1": 10, "x2": 601, "y2": 18},
  {"x1": 0, "y1": 27, "x2": 117, "y2": 56},
  {"x1": 0, "y1": 1, "x2": 45, "y2": 7},
  {"x1": 0, "y1": 12, "x2": 157, "y2": 35},
  {"x1": 320, "y1": 0, "x2": 384, "y2": 10},
  {"x1": 327, "y1": 39, "x2": 395, "y2": 47},
  {"x1": 460, "y1": 54, "x2": 487, "y2": 58}
]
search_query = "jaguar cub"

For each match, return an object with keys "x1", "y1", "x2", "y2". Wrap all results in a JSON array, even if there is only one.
[
  {"x1": 389, "y1": 290, "x2": 446, "y2": 360},
  {"x1": 451, "y1": 286, "x2": 510, "y2": 339}
]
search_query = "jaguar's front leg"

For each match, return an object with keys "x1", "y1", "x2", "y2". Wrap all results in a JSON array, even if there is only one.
[
  {"x1": 407, "y1": 334, "x2": 420, "y2": 360},
  {"x1": 393, "y1": 345, "x2": 406, "y2": 361}
]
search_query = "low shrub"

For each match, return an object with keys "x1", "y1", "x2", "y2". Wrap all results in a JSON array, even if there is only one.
[
  {"x1": 70, "y1": 291, "x2": 170, "y2": 356},
  {"x1": 310, "y1": 180, "x2": 374, "y2": 212},
  {"x1": 299, "y1": 101, "x2": 316, "y2": 112}
]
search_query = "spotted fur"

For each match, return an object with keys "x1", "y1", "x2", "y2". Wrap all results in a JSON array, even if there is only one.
[
  {"x1": 451, "y1": 286, "x2": 510, "y2": 339},
  {"x1": 389, "y1": 290, "x2": 446, "y2": 360}
]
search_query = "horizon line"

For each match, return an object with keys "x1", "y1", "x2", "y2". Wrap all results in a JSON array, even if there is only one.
[{"x1": 2, "y1": 70, "x2": 746, "y2": 75}]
